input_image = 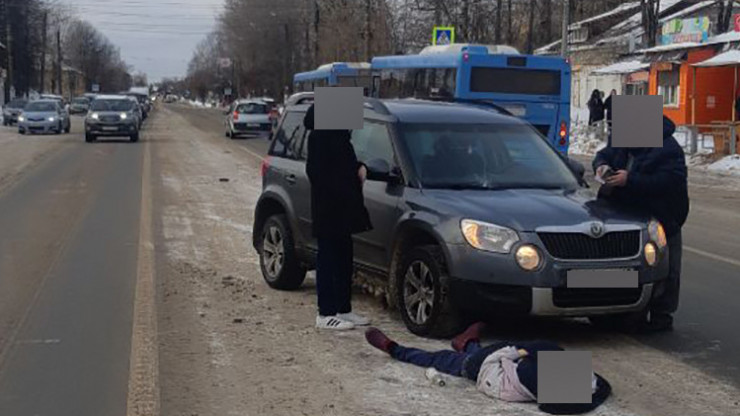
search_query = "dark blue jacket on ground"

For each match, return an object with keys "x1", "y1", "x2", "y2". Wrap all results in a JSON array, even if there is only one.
[{"x1": 592, "y1": 116, "x2": 689, "y2": 237}]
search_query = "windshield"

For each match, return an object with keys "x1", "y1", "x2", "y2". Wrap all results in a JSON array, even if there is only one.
[
  {"x1": 72, "y1": 98, "x2": 89, "y2": 105},
  {"x1": 8, "y1": 99, "x2": 27, "y2": 108},
  {"x1": 25, "y1": 102, "x2": 58, "y2": 112},
  {"x1": 400, "y1": 123, "x2": 579, "y2": 190},
  {"x1": 90, "y1": 99, "x2": 135, "y2": 112},
  {"x1": 236, "y1": 103, "x2": 269, "y2": 114}
]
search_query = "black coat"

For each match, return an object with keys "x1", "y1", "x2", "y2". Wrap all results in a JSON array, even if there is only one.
[
  {"x1": 303, "y1": 105, "x2": 373, "y2": 238},
  {"x1": 604, "y1": 95, "x2": 613, "y2": 121},
  {"x1": 587, "y1": 98, "x2": 605, "y2": 124},
  {"x1": 592, "y1": 116, "x2": 689, "y2": 237}
]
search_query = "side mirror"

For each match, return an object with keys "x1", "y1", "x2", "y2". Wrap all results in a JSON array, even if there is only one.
[
  {"x1": 567, "y1": 158, "x2": 586, "y2": 179},
  {"x1": 365, "y1": 158, "x2": 401, "y2": 183}
]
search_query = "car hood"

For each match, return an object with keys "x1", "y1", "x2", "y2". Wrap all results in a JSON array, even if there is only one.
[{"x1": 420, "y1": 187, "x2": 649, "y2": 231}]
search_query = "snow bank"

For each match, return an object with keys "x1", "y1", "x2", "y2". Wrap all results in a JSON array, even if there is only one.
[
  {"x1": 568, "y1": 106, "x2": 607, "y2": 156},
  {"x1": 707, "y1": 154, "x2": 740, "y2": 175}
]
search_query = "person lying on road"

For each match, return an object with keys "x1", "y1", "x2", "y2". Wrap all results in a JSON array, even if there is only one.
[{"x1": 365, "y1": 323, "x2": 611, "y2": 415}]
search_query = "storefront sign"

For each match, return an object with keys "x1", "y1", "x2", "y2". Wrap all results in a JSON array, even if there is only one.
[
  {"x1": 661, "y1": 16, "x2": 710, "y2": 45},
  {"x1": 654, "y1": 62, "x2": 674, "y2": 71},
  {"x1": 627, "y1": 71, "x2": 649, "y2": 83}
]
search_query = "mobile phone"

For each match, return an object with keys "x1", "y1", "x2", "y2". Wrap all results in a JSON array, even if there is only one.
[{"x1": 601, "y1": 167, "x2": 616, "y2": 179}]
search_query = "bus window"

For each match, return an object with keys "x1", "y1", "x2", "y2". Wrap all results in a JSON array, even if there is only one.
[{"x1": 469, "y1": 67, "x2": 560, "y2": 96}]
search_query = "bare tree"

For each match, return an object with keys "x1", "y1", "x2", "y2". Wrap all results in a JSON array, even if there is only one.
[
  {"x1": 641, "y1": 0, "x2": 660, "y2": 48},
  {"x1": 717, "y1": 0, "x2": 734, "y2": 34}
]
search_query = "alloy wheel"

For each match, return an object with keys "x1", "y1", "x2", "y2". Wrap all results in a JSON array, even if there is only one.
[
  {"x1": 403, "y1": 260, "x2": 435, "y2": 325},
  {"x1": 262, "y1": 225, "x2": 285, "y2": 280}
]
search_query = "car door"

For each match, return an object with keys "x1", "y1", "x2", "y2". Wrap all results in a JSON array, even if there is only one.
[
  {"x1": 269, "y1": 111, "x2": 313, "y2": 249},
  {"x1": 350, "y1": 120, "x2": 403, "y2": 271}
]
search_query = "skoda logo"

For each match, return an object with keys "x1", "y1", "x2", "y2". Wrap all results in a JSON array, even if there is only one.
[{"x1": 590, "y1": 222, "x2": 605, "y2": 238}]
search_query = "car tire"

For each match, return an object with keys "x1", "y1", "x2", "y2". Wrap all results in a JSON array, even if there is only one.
[
  {"x1": 85, "y1": 133, "x2": 96, "y2": 143},
  {"x1": 18, "y1": 129, "x2": 24, "y2": 135},
  {"x1": 55, "y1": 122, "x2": 62, "y2": 134},
  {"x1": 130, "y1": 132, "x2": 139, "y2": 143},
  {"x1": 397, "y1": 245, "x2": 464, "y2": 338},
  {"x1": 64, "y1": 121, "x2": 70, "y2": 133},
  {"x1": 225, "y1": 129, "x2": 231, "y2": 138},
  {"x1": 259, "y1": 214, "x2": 306, "y2": 290}
]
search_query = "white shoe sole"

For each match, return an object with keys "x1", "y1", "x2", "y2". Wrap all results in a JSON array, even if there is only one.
[{"x1": 316, "y1": 316, "x2": 354, "y2": 330}]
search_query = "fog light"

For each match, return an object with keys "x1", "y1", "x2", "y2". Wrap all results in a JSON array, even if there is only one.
[
  {"x1": 645, "y1": 242, "x2": 657, "y2": 266},
  {"x1": 515, "y1": 245, "x2": 541, "y2": 271}
]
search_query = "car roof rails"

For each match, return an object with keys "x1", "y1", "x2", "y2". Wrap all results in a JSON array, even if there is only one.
[
  {"x1": 363, "y1": 97, "x2": 391, "y2": 115},
  {"x1": 421, "y1": 96, "x2": 514, "y2": 117}
]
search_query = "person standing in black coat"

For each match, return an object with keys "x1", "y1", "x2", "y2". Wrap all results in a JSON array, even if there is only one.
[
  {"x1": 304, "y1": 104, "x2": 373, "y2": 330},
  {"x1": 604, "y1": 89, "x2": 617, "y2": 124},
  {"x1": 592, "y1": 116, "x2": 689, "y2": 332},
  {"x1": 587, "y1": 89, "x2": 605, "y2": 126}
]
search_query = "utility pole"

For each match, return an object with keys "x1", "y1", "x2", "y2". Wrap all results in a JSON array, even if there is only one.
[
  {"x1": 40, "y1": 11, "x2": 47, "y2": 94},
  {"x1": 312, "y1": 0, "x2": 319, "y2": 68},
  {"x1": 561, "y1": 0, "x2": 569, "y2": 57},
  {"x1": 364, "y1": 0, "x2": 372, "y2": 61},
  {"x1": 526, "y1": 0, "x2": 535, "y2": 53},
  {"x1": 56, "y1": 29, "x2": 62, "y2": 96}
]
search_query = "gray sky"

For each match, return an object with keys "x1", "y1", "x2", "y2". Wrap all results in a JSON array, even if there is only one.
[{"x1": 63, "y1": 0, "x2": 224, "y2": 82}]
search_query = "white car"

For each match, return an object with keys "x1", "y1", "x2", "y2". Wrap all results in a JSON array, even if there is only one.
[{"x1": 224, "y1": 99, "x2": 272, "y2": 139}]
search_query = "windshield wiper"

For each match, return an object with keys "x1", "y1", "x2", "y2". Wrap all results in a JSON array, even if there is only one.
[
  {"x1": 486, "y1": 184, "x2": 566, "y2": 190},
  {"x1": 423, "y1": 181, "x2": 491, "y2": 190}
]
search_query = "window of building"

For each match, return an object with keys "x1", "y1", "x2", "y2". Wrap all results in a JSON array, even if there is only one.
[{"x1": 657, "y1": 66, "x2": 680, "y2": 106}]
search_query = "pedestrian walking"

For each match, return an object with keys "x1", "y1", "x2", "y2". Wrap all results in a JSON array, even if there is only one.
[
  {"x1": 587, "y1": 89, "x2": 605, "y2": 126},
  {"x1": 365, "y1": 323, "x2": 612, "y2": 414},
  {"x1": 304, "y1": 104, "x2": 373, "y2": 330},
  {"x1": 592, "y1": 115, "x2": 689, "y2": 332}
]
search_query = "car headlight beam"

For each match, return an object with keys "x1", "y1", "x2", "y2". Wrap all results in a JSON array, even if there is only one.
[
  {"x1": 644, "y1": 242, "x2": 657, "y2": 266},
  {"x1": 120, "y1": 112, "x2": 127, "y2": 120},
  {"x1": 91, "y1": 113, "x2": 99, "y2": 120},
  {"x1": 461, "y1": 219, "x2": 519, "y2": 253},
  {"x1": 515, "y1": 245, "x2": 541, "y2": 271},
  {"x1": 48, "y1": 116, "x2": 56, "y2": 122}
]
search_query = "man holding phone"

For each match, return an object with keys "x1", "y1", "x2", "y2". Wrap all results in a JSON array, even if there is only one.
[{"x1": 592, "y1": 115, "x2": 689, "y2": 332}]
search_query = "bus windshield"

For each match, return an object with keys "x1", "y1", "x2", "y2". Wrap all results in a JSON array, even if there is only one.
[{"x1": 469, "y1": 67, "x2": 561, "y2": 95}]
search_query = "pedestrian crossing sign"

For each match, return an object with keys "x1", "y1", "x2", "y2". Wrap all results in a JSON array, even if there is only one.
[{"x1": 433, "y1": 26, "x2": 455, "y2": 46}]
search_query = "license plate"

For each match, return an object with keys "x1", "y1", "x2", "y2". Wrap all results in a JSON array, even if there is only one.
[
  {"x1": 103, "y1": 126, "x2": 118, "y2": 131},
  {"x1": 566, "y1": 269, "x2": 638, "y2": 288},
  {"x1": 503, "y1": 105, "x2": 526, "y2": 117},
  {"x1": 247, "y1": 123, "x2": 259, "y2": 127}
]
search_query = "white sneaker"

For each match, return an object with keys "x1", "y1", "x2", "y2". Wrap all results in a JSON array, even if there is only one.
[
  {"x1": 316, "y1": 315, "x2": 355, "y2": 330},
  {"x1": 337, "y1": 312, "x2": 371, "y2": 326}
]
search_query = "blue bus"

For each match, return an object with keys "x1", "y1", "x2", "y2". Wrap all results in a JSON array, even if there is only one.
[
  {"x1": 293, "y1": 62, "x2": 372, "y2": 93},
  {"x1": 371, "y1": 44, "x2": 571, "y2": 153}
]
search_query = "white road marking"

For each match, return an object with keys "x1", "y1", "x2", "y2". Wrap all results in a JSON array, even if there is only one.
[
  {"x1": 15, "y1": 339, "x2": 61, "y2": 345},
  {"x1": 126, "y1": 135, "x2": 160, "y2": 416},
  {"x1": 684, "y1": 245, "x2": 740, "y2": 268}
]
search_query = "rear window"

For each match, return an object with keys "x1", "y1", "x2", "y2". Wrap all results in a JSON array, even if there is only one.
[
  {"x1": 90, "y1": 99, "x2": 134, "y2": 111},
  {"x1": 470, "y1": 67, "x2": 561, "y2": 95},
  {"x1": 73, "y1": 98, "x2": 89, "y2": 104},
  {"x1": 236, "y1": 103, "x2": 269, "y2": 114}
]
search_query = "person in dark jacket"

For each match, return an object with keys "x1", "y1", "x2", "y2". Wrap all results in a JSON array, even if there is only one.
[
  {"x1": 587, "y1": 89, "x2": 605, "y2": 126},
  {"x1": 304, "y1": 104, "x2": 373, "y2": 330},
  {"x1": 604, "y1": 89, "x2": 617, "y2": 123},
  {"x1": 592, "y1": 115, "x2": 689, "y2": 332},
  {"x1": 365, "y1": 323, "x2": 612, "y2": 415}
]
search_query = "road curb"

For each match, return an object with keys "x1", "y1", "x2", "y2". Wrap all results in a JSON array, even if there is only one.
[{"x1": 126, "y1": 138, "x2": 160, "y2": 416}]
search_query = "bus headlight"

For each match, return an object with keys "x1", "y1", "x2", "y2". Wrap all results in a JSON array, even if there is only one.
[
  {"x1": 644, "y1": 242, "x2": 657, "y2": 266},
  {"x1": 515, "y1": 245, "x2": 541, "y2": 271},
  {"x1": 461, "y1": 219, "x2": 519, "y2": 253},
  {"x1": 648, "y1": 220, "x2": 667, "y2": 249}
]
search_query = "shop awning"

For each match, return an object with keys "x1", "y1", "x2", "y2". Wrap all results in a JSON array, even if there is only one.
[
  {"x1": 643, "y1": 50, "x2": 688, "y2": 63},
  {"x1": 592, "y1": 60, "x2": 650, "y2": 75},
  {"x1": 692, "y1": 49, "x2": 740, "y2": 67}
]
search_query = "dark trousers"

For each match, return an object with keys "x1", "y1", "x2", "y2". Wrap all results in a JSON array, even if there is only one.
[
  {"x1": 651, "y1": 230, "x2": 682, "y2": 315},
  {"x1": 316, "y1": 234, "x2": 353, "y2": 316},
  {"x1": 390, "y1": 340, "x2": 562, "y2": 386}
]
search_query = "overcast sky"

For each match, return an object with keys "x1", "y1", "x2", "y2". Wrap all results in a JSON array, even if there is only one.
[{"x1": 63, "y1": 0, "x2": 224, "y2": 82}]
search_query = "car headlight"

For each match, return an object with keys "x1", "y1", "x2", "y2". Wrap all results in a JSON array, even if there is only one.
[
  {"x1": 18, "y1": 115, "x2": 25, "y2": 122},
  {"x1": 648, "y1": 220, "x2": 667, "y2": 249},
  {"x1": 48, "y1": 116, "x2": 56, "y2": 122},
  {"x1": 461, "y1": 219, "x2": 519, "y2": 253},
  {"x1": 644, "y1": 242, "x2": 657, "y2": 266},
  {"x1": 120, "y1": 113, "x2": 128, "y2": 120},
  {"x1": 91, "y1": 113, "x2": 99, "y2": 120},
  {"x1": 515, "y1": 245, "x2": 541, "y2": 271}
]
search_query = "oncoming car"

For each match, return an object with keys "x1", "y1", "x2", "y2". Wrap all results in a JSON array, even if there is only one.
[
  {"x1": 17, "y1": 99, "x2": 71, "y2": 135},
  {"x1": 2, "y1": 98, "x2": 28, "y2": 125},
  {"x1": 84, "y1": 95, "x2": 141, "y2": 143},
  {"x1": 252, "y1": 96, "x2": 670, "y2": 337}
]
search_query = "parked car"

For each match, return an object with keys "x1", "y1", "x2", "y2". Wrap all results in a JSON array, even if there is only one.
[
  {"x1": 2, "y1": 98, "x2": 29, "y2": 125},
  {"x1": 17, "y1": 99, "x2": 71, "y2": 134},
  {"x1": 224, "y1": 99, "x2": 272, "y2": 139},
  {"x1": 84, "y1": 95, "x2": 140, "y2": 143},
  {"x1": 69, "y1": 97, "x2": 91, "y2": 115},
  {"x1": 252, "y1": 96, "x2": 671, "y2": 337}
]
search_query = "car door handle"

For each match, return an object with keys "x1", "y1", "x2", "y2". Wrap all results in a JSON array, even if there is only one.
[{"x1": 285, "y1": 174, "x2": 297, "y2": 184}]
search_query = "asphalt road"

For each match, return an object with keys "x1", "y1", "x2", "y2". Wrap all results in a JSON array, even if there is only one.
[
  {"x1": 171, "y1": 104, "x2": 740, "y2": 387},
  {"x1": 0, "y1": 117, "x2": 144, "y2": 415}
]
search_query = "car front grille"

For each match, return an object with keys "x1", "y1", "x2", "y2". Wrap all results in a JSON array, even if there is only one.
[
  {"x1": 552, "y1": 287, "x2": 643, "y2": 307},
  {"x1": 537, "y1": 230, "x2": 640, "y2": 260},
  {"x1": 101, "y1": 115, "x2": 120, "y2": 122},
  {"x1": 28, "y1": 117, "x2": 46, "y2": 122}
]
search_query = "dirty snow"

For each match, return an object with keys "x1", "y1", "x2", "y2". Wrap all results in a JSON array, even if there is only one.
[{"x1": 707, "y1": 154, "x2": 740, "y2": 175}]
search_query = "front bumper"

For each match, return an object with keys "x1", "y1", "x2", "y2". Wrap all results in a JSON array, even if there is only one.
[
  {"x1": 444, "y1": 231, "x2": 669, "y2": 317},
  {"x1": 86, "y1": 122, "x2": 138, "y2": 136},
  {"x1": 18, "y1": 120, "x2": 58, "y2": 133}
]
